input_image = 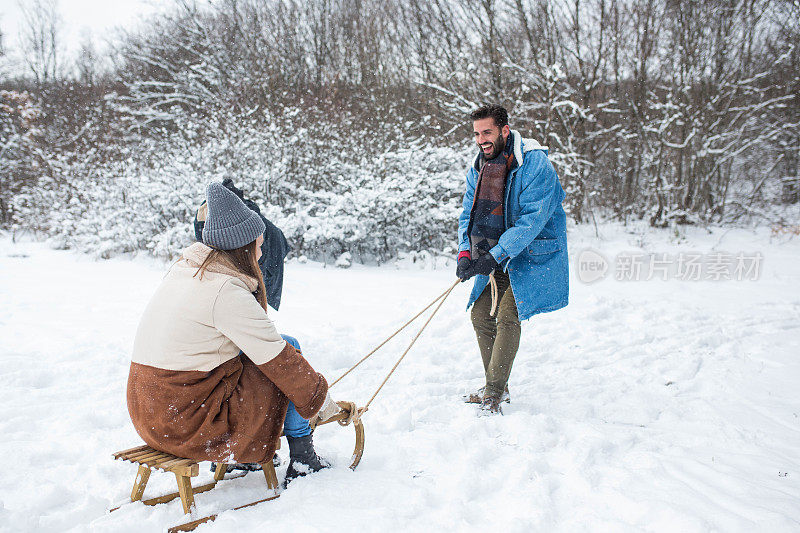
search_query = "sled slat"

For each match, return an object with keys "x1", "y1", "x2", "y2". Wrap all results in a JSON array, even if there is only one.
[
  {"x1": 122, "y1": 448, "x2": 161, "y2": 461},
  {"x1": 140, "y1": 453, "x2": 173, "y2": 465},
  {"x1": 159, "y1": 457, "x2": 194, "y2": 470},
  {"x1": 114, "y1": 444, "x2": 151, "y2": 458}
]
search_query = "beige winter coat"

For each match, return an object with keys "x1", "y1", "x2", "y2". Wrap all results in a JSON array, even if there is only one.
[{"x1": 127, "y1": 243, "x2": 328, "y2": 464}]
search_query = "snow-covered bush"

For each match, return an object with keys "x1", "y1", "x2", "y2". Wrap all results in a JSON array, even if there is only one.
[{"x1": 9, "y1": 109, "x2": 470, "y2": 262}]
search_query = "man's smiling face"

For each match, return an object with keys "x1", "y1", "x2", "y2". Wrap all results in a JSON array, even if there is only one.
[{"x1": 473, "y1": 117, "x2": 510, "y2": 160}]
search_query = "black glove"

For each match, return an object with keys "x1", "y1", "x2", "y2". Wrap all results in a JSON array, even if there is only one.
[
  {"x1": 466, "y1": 253, "x2": 498, "y2": 278},
  {"x1": 456, "y1": 255, "x2": 472, "y2": 280}
]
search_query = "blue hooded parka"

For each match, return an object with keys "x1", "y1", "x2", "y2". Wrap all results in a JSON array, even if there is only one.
[{"x1": 458, "y1": 131, "x2": 569, "y2": 320}]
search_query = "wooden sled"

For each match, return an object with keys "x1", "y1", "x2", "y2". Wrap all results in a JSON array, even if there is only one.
[{"x1": 111, "y1": 411, "x2": 364, "y2": 532}]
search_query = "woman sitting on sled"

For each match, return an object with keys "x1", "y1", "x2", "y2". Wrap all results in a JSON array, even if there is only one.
[{"x1": 127, "y1": 182, "x2": 344, "y2": 484}]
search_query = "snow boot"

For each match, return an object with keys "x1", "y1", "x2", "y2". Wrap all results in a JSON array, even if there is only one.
[
  {"x1": 478, "y1": 392, "x2": 503, "y2": 416},
  {"x1": 463, "y1": 385, "x2": 510, "y2": 404},
  {"x1": 284, "y1": 434, "x2": 330, "y2": 487}
]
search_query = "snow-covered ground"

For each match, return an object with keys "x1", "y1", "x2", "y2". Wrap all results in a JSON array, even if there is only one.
[{"x1": 1, "y1": 222, "x2": 799, "y2": 532}]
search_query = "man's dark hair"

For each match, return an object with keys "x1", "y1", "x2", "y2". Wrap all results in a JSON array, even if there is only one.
[{"x1": 470, "y1": 105, "x2": 509, "y2": 128}]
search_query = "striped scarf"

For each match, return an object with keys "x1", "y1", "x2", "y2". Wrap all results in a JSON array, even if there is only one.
[{"x1": 468, "y1": 134, "x2": 515, "y2": 259}]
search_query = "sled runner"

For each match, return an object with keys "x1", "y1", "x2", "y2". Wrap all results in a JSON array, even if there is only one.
[{"x1": 111, "y1": 410, "x2": 364, "y2": 532}]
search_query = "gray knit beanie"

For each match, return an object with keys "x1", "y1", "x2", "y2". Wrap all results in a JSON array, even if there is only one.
[{"x1": 202, "y1": 182, "x2": 266, "y2": 250}]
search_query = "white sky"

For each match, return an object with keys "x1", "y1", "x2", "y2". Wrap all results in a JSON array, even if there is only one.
[{"x1": 0, "y1": 0, "x2": 177, "y2": 73}]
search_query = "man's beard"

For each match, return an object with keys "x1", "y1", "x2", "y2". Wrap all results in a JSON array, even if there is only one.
[{"x1": 480, "y1": 133, "x2": 506, "y2": 160}]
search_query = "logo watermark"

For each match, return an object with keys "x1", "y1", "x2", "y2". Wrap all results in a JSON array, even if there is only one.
[
  {"x1": 576, "y1": 249, "x2": 763, "y2": 283},
  {"x1": 576, "y1": 248, "x2": 609, "y2": 284}
]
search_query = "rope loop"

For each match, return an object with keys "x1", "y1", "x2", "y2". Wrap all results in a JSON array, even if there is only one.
[
  {"x1": 335, "y1": 401, "x2": 361, "y2": 426},
  {"x1": 488, "y1": 271, "x2": 499, "y2": 317}
]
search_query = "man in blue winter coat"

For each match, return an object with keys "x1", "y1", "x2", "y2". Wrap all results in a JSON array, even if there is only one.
[{"x1": 457, "y1": 105, "x2": 569, "y2": 414}]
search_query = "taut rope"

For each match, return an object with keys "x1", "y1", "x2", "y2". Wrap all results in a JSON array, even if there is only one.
[
  {"x1": 331, "y1": 279, "x2": 461, "y2": 416},
  {"x1": 362, "y1": 279, "x2": 460, "y2": 410},
  {"x1": 330, "y1": 279, "x2": 460, "y2": 387}
]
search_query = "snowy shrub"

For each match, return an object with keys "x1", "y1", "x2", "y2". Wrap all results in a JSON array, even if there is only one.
[
  {"x1": 335, "y1": 252, "x2": 352, "y2": 268},
  {"x1": 8, "y1": 108, "x2": 472, "y2": 263}
]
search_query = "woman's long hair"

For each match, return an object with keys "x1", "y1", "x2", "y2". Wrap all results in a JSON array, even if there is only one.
[{"x1": 195, "y1": 239, "x2": 268, "y2": 312}]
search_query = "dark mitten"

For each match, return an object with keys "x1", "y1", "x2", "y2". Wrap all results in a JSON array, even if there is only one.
[
  {"x1": 456, "y1": 251, "x2": 472, "y2": 280},
  {"x1": 468, "y1": 253, "x2": 498, "y2": 277}
]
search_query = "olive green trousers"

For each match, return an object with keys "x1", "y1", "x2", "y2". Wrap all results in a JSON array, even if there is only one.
[{"x1": 470, "y1": 269, "x2": 521, "y2": 397}]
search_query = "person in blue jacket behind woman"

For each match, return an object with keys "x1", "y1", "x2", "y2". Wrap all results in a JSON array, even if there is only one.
[{"x1": 194, "y1": 179, "x2": 328, "y2": 484}]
